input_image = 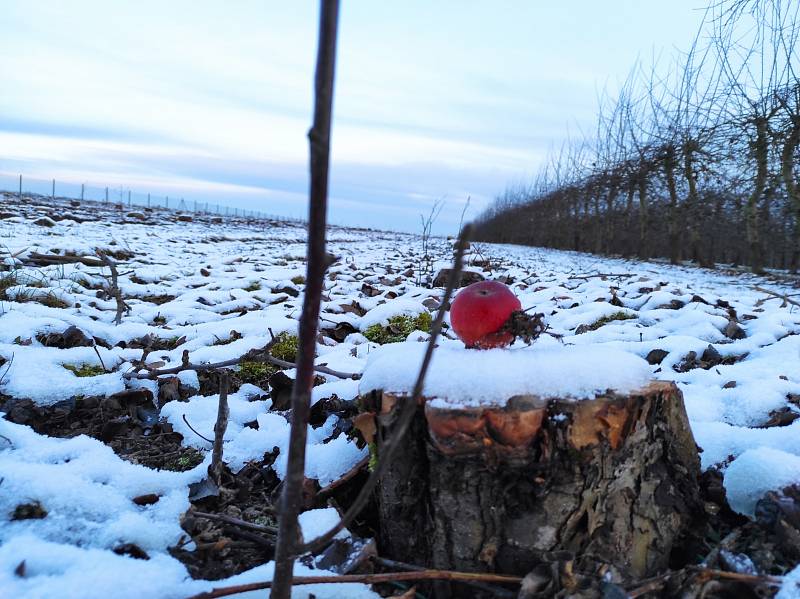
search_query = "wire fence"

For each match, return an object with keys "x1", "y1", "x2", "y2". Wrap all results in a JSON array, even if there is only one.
[{"x1": 0, "y1": 172, "x2": 308, "y2": 225}]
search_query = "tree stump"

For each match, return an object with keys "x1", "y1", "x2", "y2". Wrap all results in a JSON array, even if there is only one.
[{"x1": 366, "y1": 381, "x2": 701, "y2": 581}]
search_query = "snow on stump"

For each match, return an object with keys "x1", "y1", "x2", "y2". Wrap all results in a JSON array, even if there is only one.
[{"x1": 358, "y1": 344, "x2": 701, "y2": 580}]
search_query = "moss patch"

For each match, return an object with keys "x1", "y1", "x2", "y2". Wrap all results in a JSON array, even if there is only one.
[
  {"x1": 163, "y1": 448, "x2": 205, "y2": 472},
  {"x1": 243, "y1": 281, "x2": 261, "y2": 292},
  {"x1": 290, "y1": 275, "x2": 305, "y2": 285},
  {"x1": 63, "y1": 363, "x2": 106, "y2": 377},
  {"x1": 270, "y1": 331, "x2": 298, "y2": 362},
  {"x1": 238, "y1": 360, "x2": 278, "y2": 386},
  {"x1": 586, "y1": 311, "x2": 636, "y2": 332},
  {"x1": 364, "y1": 312, "x2": 432, "y2": 344}
]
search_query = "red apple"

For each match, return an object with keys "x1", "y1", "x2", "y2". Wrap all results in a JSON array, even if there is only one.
[{"x1": 450, "y1": 280, "x2": 521, "y2": 349}]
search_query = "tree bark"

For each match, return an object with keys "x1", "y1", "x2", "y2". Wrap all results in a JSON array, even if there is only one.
[
  {"x1": 637, "y1": 170, "x2": 650, "y2": 260},
  {"x1": 370, "y1": 382, "x2": 701, "y2": 587},
  {"x1": 663, "y1": 145, "x2": 682, "y2": 264},
  {"x1": 781, "y1": 116, "x2": 800, "y2": 272},
  {"x1": 745, "y1": 116, "x2": 769, "y2": 274}
]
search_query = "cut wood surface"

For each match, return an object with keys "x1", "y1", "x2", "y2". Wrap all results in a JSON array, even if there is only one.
[{"x1": 370, "y1": 381, "x2": 701, "y2": 580}]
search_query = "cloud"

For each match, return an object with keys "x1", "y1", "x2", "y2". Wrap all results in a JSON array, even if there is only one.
[{"x1": 0, "y1": 0, "x2": 707, "y2": 232}]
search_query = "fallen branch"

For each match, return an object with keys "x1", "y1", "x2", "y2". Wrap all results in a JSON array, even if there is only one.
[
  {"x1": 568, "y1": 272, "x2": 632, "y2": 280},
  {"x1": 297, "y1": 224, "x2": 472, "y2": 555},
  {"x1": 187, "y1": 570, "x2": 522, "y2": 599},
  {"x1": 122, "y1": 352, "x2": 359, "y2": 380},
  {"x1": 23, "y1": 252, "x2": 105, "y2": 267},
  {"x1": 753, "y1": 285, "x2": 800, "y2": 308}
]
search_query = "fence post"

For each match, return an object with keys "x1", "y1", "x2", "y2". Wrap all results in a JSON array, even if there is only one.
[
  {"x1": 18, "y1": 174, "x2": 22, "y2": 200},
  {"x1": 52, "y1": 179, "x2": 55, "y2": 200},
  {"x1": 166, "y1": 196, "x2": 169, "y2": 209},
  {"x1": 147, "y1": 193, "x2": 151, "y2": 208},
  {"x1": 105, "y1": 187, "x2": 109, "y2": 203},
  {"x1": 81, "y1": 183, "x2": 85, "y2": 201},
  {"x1": 128, "y1": 191, "x2": 131, "y2": 207}
]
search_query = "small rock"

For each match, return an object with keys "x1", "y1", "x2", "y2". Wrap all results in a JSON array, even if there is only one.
[
  {"x1": 422, "y1": 297, "x2": 441, "y2": 310},
  {"x1": 177, "y1": 214, "x2": 193, "y2": 222},
  {"x1": 132, "y1": 493, "x2": 160, "y2": 506},
  {"x1": 112, "y1": 544, "x2": 149, "y2": 560},
  {"x1": 724, "y1": 320, "x2": 746, "y2": 340},
  {"x1": 646, "y1": 349, "x2": 669, "y2": 365},
  {"x1": 12, "y1": 502, "x2": 47, "y2": 520},
  {"x1": 668, "y1": 299, "x2": 685, "y2": 310},
  {"x1": 108, "y1": 388, "x2": 154, "y2": 406},
  {"x1": 701, "y1": 344, "x2": 723, "y2": 365},
  {"x1": 273, "y1": 285, "x2": 299, "y2": 298},
  {"x1": 32, "y1": 217, "x2": 56, "y2": 227},
  {"x1": 758, "y1": 408, "x2": 800, "y2": 428},
  {"x1": 38, "y1": 325, "x2": 93, "y2": 349}
]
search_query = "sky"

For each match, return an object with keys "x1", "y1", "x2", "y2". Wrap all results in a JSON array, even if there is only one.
[{"x1": 0, "y1": 1, "x2": 709, "y2": 233}]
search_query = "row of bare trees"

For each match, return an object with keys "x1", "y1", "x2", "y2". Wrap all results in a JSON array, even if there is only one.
[{"x1": 476, "y1": 0, "x2": 800, "y2": 274}]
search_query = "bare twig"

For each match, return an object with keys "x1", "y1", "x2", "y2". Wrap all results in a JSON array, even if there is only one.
[
  {"x1": 181, "y1": 414, "x2": 213, "y2": 444},
  {"x1": 371, "y1": 556, "x2": 516, "y2": 598},
  {"x1": 271, "y1": 2, "x2": 340, "y2": 596},
  {"x1": 95, "y1": 250, "x2": 129, "y2": 325},
  {"x1": 92, "y1": 344, "x2": 108, "y2": 373},
  {"x1": 0, "y1": 353, "x2": 13, "y2": 387},
  {"x1": 297, "y1": 224, "x2": 472, "y2": 555},
  {"x1": 188, "y1": 569, "x2": 522, "y2": 599},
  {"x1": 192, "y1": 510, "x2": 278, "y2": 535},
  {"x1": 209, "y1": 373, "x2": 229, "y2": 486},
  {"x1": 626, "y1": 565, "x2": 781, "y2": 597}
]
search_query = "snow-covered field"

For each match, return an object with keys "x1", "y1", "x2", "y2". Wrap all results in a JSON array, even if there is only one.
[{"x1": 1, "y1": 195, "x2": 800, "y2": 597}]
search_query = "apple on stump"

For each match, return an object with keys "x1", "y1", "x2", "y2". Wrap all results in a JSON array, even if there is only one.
[
  {"x1": 449, "y1": 280, "x2": 545, "y2": 348},
  {"x1": 361, "y1": 279, "x2": 702, "y2": 589}
]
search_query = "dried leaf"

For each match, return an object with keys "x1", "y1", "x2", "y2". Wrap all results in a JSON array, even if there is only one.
[{"x1": 353, "y1": 412, "x2": 377, "y2": 445}]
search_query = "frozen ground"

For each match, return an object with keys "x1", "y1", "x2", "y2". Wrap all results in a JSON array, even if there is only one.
[{"x1": 1, "y1": 194, "x2": 800, "y2": 597}]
